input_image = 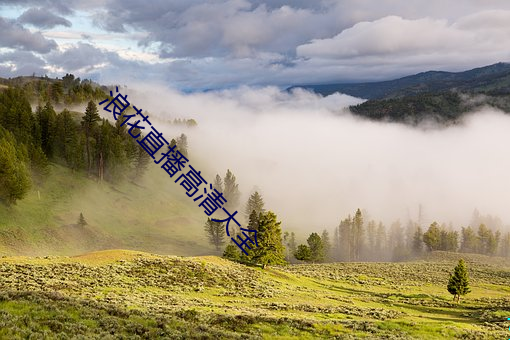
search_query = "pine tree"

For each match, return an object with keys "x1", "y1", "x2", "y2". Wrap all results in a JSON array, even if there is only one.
[
  {"x1": 338, "y1": 216, "x2": 352, "y2": 261},
  {"x1": 423, "y1": 222, "x2": 441, "y2": 251},
  {"x1": 321, "y1": 229, "x2": 331, "y2": 262},
  {"x1": 81, "y1": 101, "x2": 100, "y2": 174},
  {"x1": 294, "y1": 244, "x2": 311, "y2": 262},
  {"x1": 223, "y1": 244, "x2": 240, "y2": 262},
  {"x1": 223, "y1": 169, "x2": 240, "y2": 211},
  {"x1": 204, "y1": 218, "x2": 225, "y2": 251},
  {"x1": 460, "y1": 226, "x2": 478, "y2": 253},
  {"x1": 307, "y1": 232, "x2": 325, "y2": 263},
  {"x1": 412, "y1": 226, "x2": 423, "y2": 254},
  {"x1": 251, "y1": 211, "x2": 286, "y2": 268},
  {"x1": 244, "y1": 191, "x2": 265, "y2": 221},
  {"x1": 352, "y1": 209, "x2": 364, "y2": 261},
  {"x1": 78, "y1": 212, "x2": 87, "y2": 226},
  {"x1": 0, "y1": 132, "x2": 31, "y2": 205},
  {"x1": 176, "y1": 133, "x2": 188, "y2": 158},
  {"x1": 213, "y1": 174, "x2": 223, "y2": 193},
  {"x1": 447, "y1": 259, "x2": 471, "y2": 303}
]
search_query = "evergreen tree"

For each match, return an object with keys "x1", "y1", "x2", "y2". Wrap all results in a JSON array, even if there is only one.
[
  {"x1": 447, "y1": 259, "x2": 471, "y2": 303},
  {"x1": 251, "y1": 211, "x2": 286, "y2": 268},
  {"x1": 412, "y1": 226, "x2": 423, "y2": 254},
  {"x1": 375, "y1": 222, "x2": 387, "y2": 259},
  {"x1": 244, "y1": 191, "x2": 265, "y2": 221},
  {"x1": 0, "y1": 132, "x2": 31, "y2": 205},
  {"x1": 500, "y1": 232, "x2": 510, "y2": 258},
  {"x1": 423, "y1": 222, "x2": 441, "y2": 251},
  {"x1": 283, "y1": 231, "x2": 297, "y2": 262},
  {"x1": 366, "y1": 220, "x2": 377, "y2": 259},
  {"x1": 81, "y1": 101, "x2": 100, "y2": 173},
  {"x1": 78, "y1": 212, "x2": 87, "y2": 226},
  {"x1": 213, "y1": 174, "x2": 223, "y2": 193},
  {"x1": 204, "y1": 218, "x2": 225, "y2": 251},
  {"x1": 460, "y1": 226, "x2": 478, "y2": 253},
  {"x1": 176, "y1": 133, "x2": 188, "y2": 157},
  {"x1": 307, "y1": 232, "x2": 325, "y2": 263},
  {"x1": 338, "y1": 216, "x2": 352, "y2": 261},
  {"x1": 321, "y1": 229, "x2": 331, "y2": 262},
  {"x1": 223, "y1": 169, "x2": 240, "y2": 211},
  {"x1": 223, "y1": 244, "x2": 240, "y2": 262},
  {"x1": 36, "y1": 102, "x2": 57, "y2": 158},
  {"x1": 352, "y1": 209, "x2": 364, "y2": 261},
  {"x1": 294, "y1": 244, "x2": 311, "y2": 262}
]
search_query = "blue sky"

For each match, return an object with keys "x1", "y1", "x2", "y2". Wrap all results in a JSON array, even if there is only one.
[{"x1": 1, "y1": 0, "x2": 510, "y2": 90}]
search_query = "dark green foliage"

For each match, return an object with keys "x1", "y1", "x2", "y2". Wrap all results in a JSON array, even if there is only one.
[
  {"x1": 0, "y1": 130, "x2": 31, "y2": 205},
  {"x1": 423, "y1": 222, "x2": 441, "y2": 251},
  {"x1": 352, "y1": 209, "x2": 364, "y2": 261},
  {"x1": 204, "y1": 218, "x2": 225, "y2": 251},
  {"x1": 307, "y1": 232, "x2": 325, "y2": 263},
  {"x1": 223, "y1": 244, "x2": 240, "y2": 262},
  {"x1": 460, "y1": 227, "x2": 478, "y2": 253},
  {"x1": 78, "y1": 213, "x2": 87, "y2": 226},
  {"x1": 294, "y1": 244, "x2": 311, "y2": 262},
  {"x1": 82, "y1": 100, "x2": 100, "y2": 173},
  {"x1": 447, "y1": 259, "x2": 471, "y2": 303},
  {"x1": 251, "y1": 211, "x2": 286, "y2": 268}
]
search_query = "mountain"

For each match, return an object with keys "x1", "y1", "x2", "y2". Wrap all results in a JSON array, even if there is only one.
[{"x1": 289, "y1": 62, "x2": 510, "y2": 99}]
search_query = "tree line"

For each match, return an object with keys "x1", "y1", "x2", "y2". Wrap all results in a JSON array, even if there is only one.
[{"x1": 0, "y1": 84, "x2": 189, "y2": 206}]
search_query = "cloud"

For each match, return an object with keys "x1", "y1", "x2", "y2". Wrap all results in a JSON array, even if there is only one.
[
  {"x1": 46, "y1": 42, "x2": 109, "y2": 72},
  {"x1": 0, "y1": 16, "x2": 57, "y2": 53},
  {"x1": 18, "y1": 7, "x2": 72, "y2": 29},
  {"x1": 0, "y1": 50, "x2": 47, "y2": 76}
]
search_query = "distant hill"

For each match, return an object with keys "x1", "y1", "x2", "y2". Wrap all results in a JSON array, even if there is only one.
[{"x1": 289, "y1": 62, "x2": 510, "y2": 100}]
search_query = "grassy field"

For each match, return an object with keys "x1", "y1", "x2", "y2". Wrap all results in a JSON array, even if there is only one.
[
  {"x1": 0, "y1": 250, "x2": 508, "y2": 339},
  {"x1": 0, "y1": 162, "x2": 212, "y2": 256}
]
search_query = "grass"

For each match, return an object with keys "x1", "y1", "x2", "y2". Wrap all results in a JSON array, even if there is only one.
[
  {"x1": 0, "y1": 250, "x2": 508, "y2": 338},
  {"x1": 0, "y1": 163, "x2": 212, "y2": 256}
]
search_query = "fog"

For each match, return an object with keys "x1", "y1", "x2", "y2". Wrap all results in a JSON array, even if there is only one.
[{"x1": 120, "y1": 85, "x2": 510, "y2": 232}]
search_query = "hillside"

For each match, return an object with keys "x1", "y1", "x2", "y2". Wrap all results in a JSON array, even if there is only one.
[
  {"x1": 0, "y1": 162, "x2": 212, "y2": 256},
  {"x1": 0, "y1": 249, "x2": 508, "y2": 338},
  {"x1": 289, "y1": 62, "x2": 510, "y2": 100},
  {"x1": 290, "y1": 63, "x2": 510, "y2": 124}
]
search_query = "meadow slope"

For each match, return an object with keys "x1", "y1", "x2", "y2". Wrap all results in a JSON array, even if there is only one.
[{"x1": 0, "y1": 250, "x2": 509, "y2": 339}]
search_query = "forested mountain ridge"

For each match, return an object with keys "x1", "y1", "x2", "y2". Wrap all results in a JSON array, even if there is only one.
[
  {"x1": 289, "y1": 62, "x2": 510, "y2": 99},
  {"x1": 290, "y1": 62, "x2": 510, "y2": 124}
]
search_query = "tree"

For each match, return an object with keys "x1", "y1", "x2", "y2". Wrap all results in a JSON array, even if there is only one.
[
  {"x1": 423, "y1": 222, "x2": 441, "y2": 251},
  {"x1": 460, "y1": 226, "x2": 478, "y2": 253},
  {"x1": 447, "y1": 259, "x2": 471, "y2": 303},
  {"x1": 213, "y1": 174, "x2": 223, "y2": 193},
  {"x1": 352, "y1": 209, "x2": 364, "y2": 261},
  {"x1": 412, "y1": 226, "x2": 423, "y2": 254},
  {"x1": 294, "y1": 244, "x2": 311, "y2": 262},
  {"x1": 338, "y1": 216, "x2": 352, "y2": 261},
  {"x1": 204, "y1": 218, "x2": 225, "y2": 251},
  {"x1": 0, "y1": 133, "x2": 31, "y2": 205},
  {"x1": 223, "y1": 244, "x2": 240, "y2": 262},
  {"x1": 81, "y1": 101, "x2": 100, "y2": 173},
  {"x1": 176, "y1": 133, "x2": 188, "y2": 157},
  {"x1": 78, "y1": 212, "x2": 87, "y2": 226},
  {"x1": 307, "y1": 232, "x2": 325, "y2": 263},
  {"x1": 244, "y1": 191, "x2": 265, "y2": 221},
  {"x1": 283, "y1": 231, "x2": 297, "y2": 262},
  {"x1": 321, "y1": 229, "x2": 331, "y2": 262},
  {"x1": 251, "y1": 211, "x2": 286, "y2": 268},
  {"x1": 223, "y1": 169, "x2": 240, "y2": 210}
]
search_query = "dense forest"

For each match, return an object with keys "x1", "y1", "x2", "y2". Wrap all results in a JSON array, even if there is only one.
[{"x1": 0, "y1": 75, "x2": 189, "y2": 206}]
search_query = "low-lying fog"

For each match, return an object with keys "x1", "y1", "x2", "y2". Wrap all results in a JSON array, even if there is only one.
[{"x1": 120, "y1": 85, "x2": 510, "y2": 232}]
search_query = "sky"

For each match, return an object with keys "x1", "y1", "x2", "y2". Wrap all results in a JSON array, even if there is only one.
[{"x1": 1, "y1": 0, "x2": 510, "y2": 89}]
